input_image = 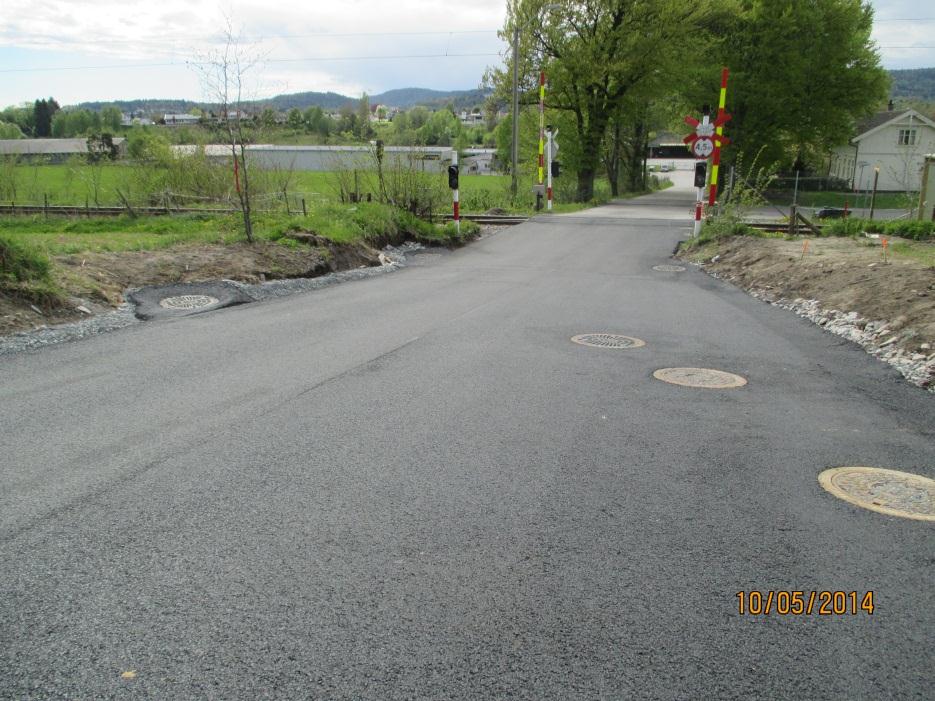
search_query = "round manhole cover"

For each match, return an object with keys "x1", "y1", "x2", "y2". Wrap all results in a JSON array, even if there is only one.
[
  {"x1": 158, "y1": 295, "x2": 219, "y2": 310},
  {"x1": 571, "y1": 334, "x2": 646, "y2": 349},
  {"x1": 819, "y1": 467, "x2": 935, "y2": 521},
  {"x1": 653, "y1": 265, "x2": 686, "y2": 272},
  {"x1": 653, "y1": 367, "x2": 747, "y2": 388}
]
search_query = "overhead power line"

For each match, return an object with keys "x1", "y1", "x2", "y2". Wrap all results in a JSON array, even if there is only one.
[{"x1": 0, "y1": 52, "x2": 505, "y2": 74}]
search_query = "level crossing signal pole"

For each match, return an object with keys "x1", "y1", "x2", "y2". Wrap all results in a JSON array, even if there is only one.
[
  {"x1": 448, "y1": 154, "x2": 460, "y2": 234},
  {"x1": 683, "y1": 69, "x2": 732, "y2": 236}
]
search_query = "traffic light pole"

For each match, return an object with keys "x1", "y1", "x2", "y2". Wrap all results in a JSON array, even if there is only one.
[
  {"x1": 451, "y1": 151, "x2": 460, "y2": 234},
  {"x1": 694, "y1": 163, "x2": 705, "y2": 238}
]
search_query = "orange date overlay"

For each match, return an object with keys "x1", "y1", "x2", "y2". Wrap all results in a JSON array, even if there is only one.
[{"x1": 736, "y1": 591, "x2": 874, "y2": 616}]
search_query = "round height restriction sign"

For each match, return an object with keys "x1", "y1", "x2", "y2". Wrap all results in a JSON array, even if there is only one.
[{"x1": 692, "y1": 137, "x2": 714, "y2": 158}]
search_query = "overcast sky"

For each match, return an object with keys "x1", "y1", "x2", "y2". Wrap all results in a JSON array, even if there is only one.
[{"x1": 0, "y1": 0, "x2": 932, "y2": 108}]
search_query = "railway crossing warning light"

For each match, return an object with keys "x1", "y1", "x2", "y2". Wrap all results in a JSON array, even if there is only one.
[
  {"x1": 694, "y1": 161, "x2": 708, "y2": 189},
  {"x1": 551, "y1": 160, "x2": 561, "y2": 177},
  {"x1": 448, "y1": 164, "x2": 459, "y2": 190}
]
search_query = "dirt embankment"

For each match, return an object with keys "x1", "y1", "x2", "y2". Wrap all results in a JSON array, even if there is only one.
[
  {"x1": 680, "y1": 235, "x2": 935, "y2": 389},
  {"x1": 0, "y1": 232, "x2": 388, "y2": 337}
]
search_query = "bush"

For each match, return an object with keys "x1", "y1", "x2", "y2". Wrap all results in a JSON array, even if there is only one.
[
  {"x1": 883, "y1": 219, "x2": 935, "y2": 241},
  {"x1": 0, "y1": 234, "x2": 62, "y2": 306},
  {"x1": 697, "y1": 217, "x2": 757, "y2": 244},
  {"x1": 821, "y1": 217, "x2": 933, "y2": 240}
]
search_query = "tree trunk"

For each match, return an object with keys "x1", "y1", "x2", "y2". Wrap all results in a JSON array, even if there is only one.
[
  {"x1": 576, "y1": 167, "x2": 596, "y2": 202},
  {"x1": 576, "y1": 120, "x2": 606, "y2": 202},
  {"x1": 626, "y1": 120, "x2": 646, "y2": 192},
  {"x1": 605, "y1": 119, "x2": 622, "y2": 197}
]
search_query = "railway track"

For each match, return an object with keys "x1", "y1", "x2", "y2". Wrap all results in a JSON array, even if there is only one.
[
  {"x1": 0, "y1": 204, "x2": 237, "y2": 217},
  {"x1": 443, "y1": 214, "x2": 529, "y2": 226},
  {"x1": 0, "y1": 204, "x2": 530, "y2": 226}
]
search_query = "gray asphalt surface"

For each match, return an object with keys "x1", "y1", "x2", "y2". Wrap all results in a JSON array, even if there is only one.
[{"x1": 1, "y1": 181, "x2": 933, "y2": 700}]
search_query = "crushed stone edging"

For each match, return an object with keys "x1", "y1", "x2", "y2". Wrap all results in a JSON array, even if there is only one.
[
  {"x1": 0, "y1": 242, "x2": 426, "y2": 357},
  {"x1": 700, "y1": 266, "x2": 934, "y2": 392}
]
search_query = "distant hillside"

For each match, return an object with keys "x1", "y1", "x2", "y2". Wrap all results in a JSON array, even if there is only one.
[
  {"x1": 77, "y1": 98, "x2": 204, "y2": 114},
  {"x1": 265, "y1": 91, "x2": 356, "y2": 111},
  {"x1": 76, "y1": 87, "x2": 493, "y2": 116},
  {"x1": 371, "y1": 87, "x2": 491, "y2": 110},
  {"x1": 889, "y1": 67, "x2": 935, "y2": 101}
]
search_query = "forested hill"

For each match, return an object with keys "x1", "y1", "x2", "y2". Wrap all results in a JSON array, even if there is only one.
[
  {"x1": 76, "y1": 87, "x2": 491, "y2": 115},
  {"x1": 889, "y1": 68, "x2": 935, "y2": 101}
]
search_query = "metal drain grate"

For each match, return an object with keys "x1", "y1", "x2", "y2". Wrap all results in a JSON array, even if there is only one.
[
  {"x1": 652, "y1": 367, "x2": 747, "y2": 388},
  {"x1": 819, "y1": 467, "x2": 935, "y2": 521},
  {"x1": 158, "y1": 295, "x2": 219, "y2": 310},
  {"x1": 653, "y1": 264, "x2": 686, "y2": 272},
  {"x1": 571, "y1": 334, "x2": 646, "y2": 349}
]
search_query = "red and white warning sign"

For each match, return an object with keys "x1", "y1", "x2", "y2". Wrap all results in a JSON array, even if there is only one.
[{"x1": 683, "y1": 112, "x2": 729, "y2": 158}]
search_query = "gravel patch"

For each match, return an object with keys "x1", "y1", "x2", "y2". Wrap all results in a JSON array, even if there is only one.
[{"x1": 0, "y1": 304, "x2": 140, "y2": 357}]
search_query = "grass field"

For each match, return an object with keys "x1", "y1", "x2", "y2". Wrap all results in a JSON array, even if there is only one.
[{"x1": 0, "y1": 163, "x2": 615, "y2": 214}]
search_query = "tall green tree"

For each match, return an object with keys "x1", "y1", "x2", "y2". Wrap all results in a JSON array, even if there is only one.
[
  {"x1": 33, "y1": 98, "x2": 60, "y2": 137},
  {"x1": 722, "y1": 0, "x2": 889, "y2": 168},
  {"x1": 495, "y1": 0, "x2": 723, "y2": 201},
  {"x1": 356, "y1": 93, "x2": 373, "y2": 139},
  {"x1": 101, "y1": 106, "x2": 122, "y2": 132}
]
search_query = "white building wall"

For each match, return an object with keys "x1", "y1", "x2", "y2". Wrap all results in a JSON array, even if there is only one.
[
  {"x1": 173, "y1": 145, "x2": 455, "y2": 173},
  {"x1": 855, "y1": 118, "x2": 935, "y2": 192}
]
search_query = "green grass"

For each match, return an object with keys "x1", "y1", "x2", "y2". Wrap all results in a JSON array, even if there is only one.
[
  {"x1": 889, "y1": 241, "x2": 935, "y2": 267},
  {"x1": 0, "y1": 164, "x2": 618, "y2": 216},
  {"x1": 0, "y1": 199, "x2": 478, "y2": 257},
  {"x1": 0, "y1": 233, "x2": 63, "y2": 305},
  {"x1": 820, "y1": 217, "x2": 934, "y2": 241},
  {"x1": 767, "y1": 190, "x2": 916, "y2": 210}
]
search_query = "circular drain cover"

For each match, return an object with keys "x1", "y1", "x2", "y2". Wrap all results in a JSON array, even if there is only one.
[
  {"x1": 653, "y1": 264, "x2": 686, "y2": 272},
  {"x1": 653, "y1": 367, "x2": 747, "y2": 388},
  {"x1": 571, "y1": 334, "x2": 646, "y2": 349},
  {"x1": 819, "y1": 467, "x2": 935, "y2": 521},
  {"x1": 159, "y1": 294, "x2": 219, "y2": 310}
]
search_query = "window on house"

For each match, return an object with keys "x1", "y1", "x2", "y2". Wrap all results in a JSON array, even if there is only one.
[{"x1": 897, "y1": 129, "x2": 916, "y2": 146}]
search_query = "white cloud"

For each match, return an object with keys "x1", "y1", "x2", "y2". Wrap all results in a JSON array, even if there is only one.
[{"x1": 0, "y1": 0, "x2": 508, "y2": 104}]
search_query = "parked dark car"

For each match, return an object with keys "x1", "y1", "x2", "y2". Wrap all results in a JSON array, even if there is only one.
[{"x1": 813, "y1": 206, "x2": 850, "y2": 219}]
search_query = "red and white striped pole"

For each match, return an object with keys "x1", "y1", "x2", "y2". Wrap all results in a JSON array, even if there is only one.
[
  {"x1": 694, "y1": 198, "x2": 703, "y2": 237},
  {"x1": 537, "y1": 71, "x2": 545, "y2": 185},
  {"x1": 452, "y1": 151, "x2": 460, "y2": 234},
  {"x1": 546, "y1": 126, "x2": 553, "y2": 211},
  {"x1": 708, "y1": 67, "x2": 729, "y2": 207},
  {"x1": 694, "y1": 109, "x2": 711, "y2": 238}
]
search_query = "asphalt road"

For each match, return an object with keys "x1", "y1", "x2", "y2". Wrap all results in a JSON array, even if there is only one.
[{"x1": 1, "y1": 181, "x2": 933, "y2": 700}]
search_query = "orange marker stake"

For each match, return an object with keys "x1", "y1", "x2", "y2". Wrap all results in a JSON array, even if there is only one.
[
  {"x1": 881, "y1": 236, "x2": 888, "y2": 263},
  {"x1": 801, "y1": 239, "x2": 810, "y2": 260}
]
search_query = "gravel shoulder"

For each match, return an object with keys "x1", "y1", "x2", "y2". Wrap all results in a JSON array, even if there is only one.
[
  {"x1": 0, "y1": 228, "x2": 500, "y2": 356},
  {"x1": 679, "y1": 234, "x2": 935, "y2": 391}
]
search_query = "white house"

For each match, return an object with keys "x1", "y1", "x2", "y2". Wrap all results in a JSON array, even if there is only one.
[{"x1": 830, "y1": 106, "x2": 935, "y2": 192}]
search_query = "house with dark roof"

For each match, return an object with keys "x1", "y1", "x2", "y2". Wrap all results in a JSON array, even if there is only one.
[{"x1": 829, "y1": 104, "x2": 935, "y2": 192}]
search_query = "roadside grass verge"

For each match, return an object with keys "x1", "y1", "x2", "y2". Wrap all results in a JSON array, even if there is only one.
[
  {"x1": 0, "y1": 201, "x2": 478, "y2": 257},
  {"x1": 820, "y1": 218, "x2": 935, "y2": 241},
  {"x1": 1, "y1": 164, "x2": 623, "y2": 216},
  {"x1": 889, "y1": 240, "x2": 935, "y2": 267},
  {"x1": 0, "y1": 234, "x2": 64, "y2": 307}
]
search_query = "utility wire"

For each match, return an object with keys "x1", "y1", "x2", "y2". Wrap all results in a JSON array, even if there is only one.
[{"x1": 0, "y1": 52, "x2": 504, "y2": 74}]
